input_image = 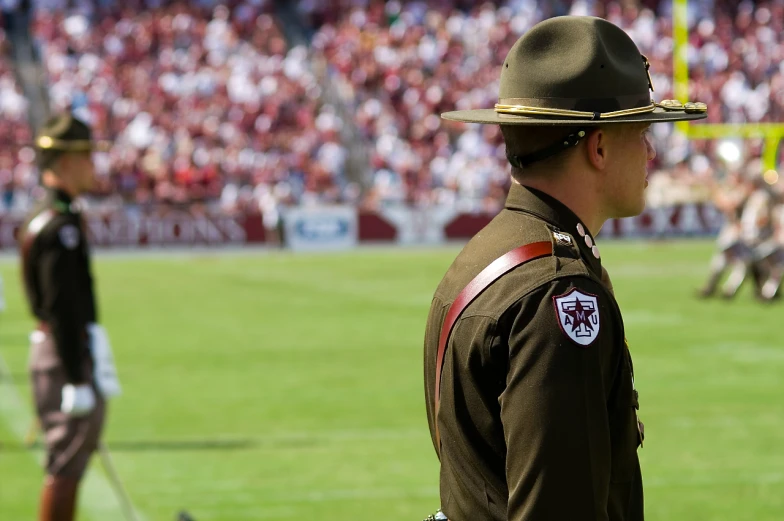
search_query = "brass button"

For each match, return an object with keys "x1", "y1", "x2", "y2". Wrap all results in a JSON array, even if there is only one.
[
  {"x1": 684, "y1": 101, "x2": 708, "y2": 113},
  {"x1": 658, "y1": 99, "x2": 683, "y2": 111}
]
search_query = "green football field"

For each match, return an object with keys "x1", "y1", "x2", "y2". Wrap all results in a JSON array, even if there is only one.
[{"x1": 0, "y1": 241, "x2": 782, "y2": 521}]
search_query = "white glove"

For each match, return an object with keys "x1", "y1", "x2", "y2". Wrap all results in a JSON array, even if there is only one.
[
  {"x1": 87, "y1": 324, "x2": 122, "y2": 398},
  {"x1": 61, "y1": 384, "x2": 96, "y2": 417}
]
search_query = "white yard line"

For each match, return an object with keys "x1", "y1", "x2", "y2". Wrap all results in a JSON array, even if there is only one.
[{"x1": 0, "y1": 351, "x2": 146, "y2": 521}]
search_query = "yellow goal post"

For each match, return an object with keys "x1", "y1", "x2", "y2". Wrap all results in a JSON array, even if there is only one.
[{"x1": 672, "y1": 0, "x2": 783, "y2": 175}]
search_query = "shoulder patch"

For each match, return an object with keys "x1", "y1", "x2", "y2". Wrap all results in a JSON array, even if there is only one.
[
  {"x1": 58, "y1": 224, "x2": 80, "y2": 250},
  {"x1": 553, "y1": 287, "x2": 600, "y2": 346}
]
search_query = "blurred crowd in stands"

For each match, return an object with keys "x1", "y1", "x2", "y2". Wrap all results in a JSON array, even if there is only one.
[{"x1": 0, "y1": 0, "x2": 782, "y2": 217}]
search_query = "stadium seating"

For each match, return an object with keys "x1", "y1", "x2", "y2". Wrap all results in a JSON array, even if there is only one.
[
  {"x1": 0, "y1": 43, "x2": 36, "y2": 214},
  {"x1": 311, "y1": 0, "x2": 784, "y2": 210},
  {"x1": 0, "y1": 0, "x2": 782, "y2": 215}
]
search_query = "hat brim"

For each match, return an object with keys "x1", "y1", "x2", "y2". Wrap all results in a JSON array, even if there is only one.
[
  {"x1": 31, "y1": 139, "x2": 113, "y2": 152},
  {"x1": 93, "y1": 140, "x2": 112, "y2": 152},
  {"x1": 441, "y1": 107, "x2": 707, "y2": 125}
]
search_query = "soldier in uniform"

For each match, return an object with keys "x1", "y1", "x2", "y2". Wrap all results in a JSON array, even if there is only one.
[
  {"x1": 19, "y1": 114, "x2": 106, "y2": 521},
  {"x1": 423, "y1": 17, "x2": 707, "y2": 521}
]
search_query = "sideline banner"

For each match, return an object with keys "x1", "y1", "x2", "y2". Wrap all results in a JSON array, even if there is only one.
[
  {"x1": 0, "y1": 202, "x2": 722, "y2": 250},
  {"x1": 0, "y1": 211, "x2": 266, "y2": 249},
  {"x1": 282, "y1": 205, "x2": 358, "y2": 251},
  {"x1": 376, "y1": 206, "x2": 459, "y2": 244}
]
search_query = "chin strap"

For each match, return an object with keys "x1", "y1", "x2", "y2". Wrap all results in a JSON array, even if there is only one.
[{"x1": 507, "y1": 129, "x2": 587, "y2": 169}]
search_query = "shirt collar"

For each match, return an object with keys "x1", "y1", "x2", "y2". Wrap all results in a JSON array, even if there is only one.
[
  {"x1": 49, "y1": 187, "x2": 72, "y2": 204},
  {"x1": 504, "y1": 183, "x2": 602, "y2": 275},
  {"x1": 47, "y1": 187, "x2": 76, "y2": 213}
]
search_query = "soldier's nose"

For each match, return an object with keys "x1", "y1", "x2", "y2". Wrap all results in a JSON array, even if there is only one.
[{"x1": 645, "y1": 135, "x2": 656, "y2": 161}]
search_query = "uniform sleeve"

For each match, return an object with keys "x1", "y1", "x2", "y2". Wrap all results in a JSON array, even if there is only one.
[
  {"x1": 501, "y1": 276, "x2": 622, "y2": 521},
  {"x1": 424, "y1": 295, "x2": 449, "y2": 456},
  {"x1": 37, "y1": 222, "x2": 89, "y2": 383}
]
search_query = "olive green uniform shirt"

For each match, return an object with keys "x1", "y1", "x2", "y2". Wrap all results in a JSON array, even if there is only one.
[{"x1": 424, "y1": 184, "x2": 643, "y2": 521}]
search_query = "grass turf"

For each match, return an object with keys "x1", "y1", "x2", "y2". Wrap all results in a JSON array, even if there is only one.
[{"x1": 0, "y1": 241, "x2": 782, "y2": 520}]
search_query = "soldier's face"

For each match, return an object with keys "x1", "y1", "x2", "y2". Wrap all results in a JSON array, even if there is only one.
[
  {"x1": 604, "y1": 123, "x2": 655, "y2": 218},
  {"x1": 64, "y1": 152, "x2": 97, "y2": 193}
]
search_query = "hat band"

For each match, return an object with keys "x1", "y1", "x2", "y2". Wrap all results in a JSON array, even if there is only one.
[
  {"x1": 495, "y1": 98, "x2": 656, "y2": 120},
  {"x1": 36, "y1": 136, "x2": 94, "y2": 151}
]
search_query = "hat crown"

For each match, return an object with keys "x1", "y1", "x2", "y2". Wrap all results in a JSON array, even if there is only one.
[
  {"x1": 499, "y1": 16, "x2": 650, "y2": 112},
  {"x1": 35, "y1": 113, "x2": 98, "y2": 153},
  {"x1": 38, "y1": 114, "x2": 92, "y2": 143}
]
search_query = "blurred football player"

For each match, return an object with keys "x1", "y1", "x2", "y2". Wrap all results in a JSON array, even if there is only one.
[
  {"x1": 758, "y1": 186, "x2": 784, "y2": 301},
  {"x1": 697, "y1": 170, "x2": 752, "y2": 297},
  {"x1": 721, "y1": 175, "x2": 775, "y2": 299}
]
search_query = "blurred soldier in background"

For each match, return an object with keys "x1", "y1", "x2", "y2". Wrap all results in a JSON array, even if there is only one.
[
  {"x1": 698, "y1": 171, "x2": 752, "y2": 298},
  {"x1": 19, "y1": 113, "x2": 119, "y2": 521}
]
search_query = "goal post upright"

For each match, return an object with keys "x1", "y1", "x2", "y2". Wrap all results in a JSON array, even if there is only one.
[{"x1": 671, "y1": 0, "x2": 783, "y2": 173}]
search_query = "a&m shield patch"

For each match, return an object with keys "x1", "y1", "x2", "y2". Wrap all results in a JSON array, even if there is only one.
[
  {"x1": 58, "y1": 224, "x2": 80, "y2": 250},
  {"x1": 553, "y1": 288, "x2": 600, "y2": 346}
]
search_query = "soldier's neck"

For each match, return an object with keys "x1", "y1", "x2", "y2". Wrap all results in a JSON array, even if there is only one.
[
  {"x1": 512, "y1": 178, "x2": 606, "y2": 236},
  {"x1": 42, "y1": 174, "x2": 80, "y2": 200}
]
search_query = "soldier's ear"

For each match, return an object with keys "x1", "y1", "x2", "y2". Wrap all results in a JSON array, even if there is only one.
[{"x1": 584, "y1": 128, "x2": 608, "y2": 171}]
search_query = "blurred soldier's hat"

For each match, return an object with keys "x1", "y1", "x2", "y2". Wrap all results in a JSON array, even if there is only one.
[
  {"x1": 442, "y1": 16, "x2": 708, "y2": 126},
  {"x1": 35, "y1": 113, "x2": 109, "y2": 153}
]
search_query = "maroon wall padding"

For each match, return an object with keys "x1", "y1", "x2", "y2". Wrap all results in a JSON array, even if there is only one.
[
  {"x1": 444, "y1": 214, "x2": 495, "y2": 239},
  {"x1": 244, "y1": 213, "x2": 267, "y2": 243},
  {"x1": 358, "y1": 211, "x2": 397, "y2": 241}
]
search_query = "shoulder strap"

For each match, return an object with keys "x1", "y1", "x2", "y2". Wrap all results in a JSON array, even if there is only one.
[
  {"x1": 20, "y1": 209, "x2": 58, "y2": 257},
  {"x1": 434, "y1": 241, "x2": 553, "y2": 452},
  {"x1": 20, "y1": 209, "x2": 58, "y2": 292}
]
